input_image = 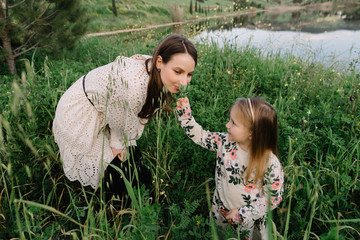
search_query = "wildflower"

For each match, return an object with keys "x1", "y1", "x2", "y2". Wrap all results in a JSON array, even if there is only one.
[
  {"x1": 226, "y1": 69, "x2": 231, "y2": 74},
  {"x1": 307, "y1": 110, "x2": 311, "y2": 115},
  {"x1": 179, "y1": 84, "x2": 189, "y2": 98}
]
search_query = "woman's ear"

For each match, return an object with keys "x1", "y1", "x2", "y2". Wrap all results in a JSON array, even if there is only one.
[{"x1": 156, "y1": 55, "x2": 163, "y2": 69}]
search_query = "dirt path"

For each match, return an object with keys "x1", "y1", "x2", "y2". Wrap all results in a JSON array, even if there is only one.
[
  {"x1": 84, "y1": 2, "x2": 333, "y2": 38},
  {"x1": 84, "y1": 8, "x2": 267, "y2": 38}
]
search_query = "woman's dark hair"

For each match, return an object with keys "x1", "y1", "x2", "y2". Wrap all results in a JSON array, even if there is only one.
[{"x1": 138, "y1": 34, "x2": 198, "y2": 120}]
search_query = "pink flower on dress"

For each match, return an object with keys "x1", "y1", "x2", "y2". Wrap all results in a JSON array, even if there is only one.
[
  {"x1": 216, "y1": 152, "x2": 220, "y2": 158},
  {"x1": 214, "y1": 134, "x2": 222, "y2": 145},
  {"x1": 183, "y1": 108, "x2": 191, "y2": 119},
  {"x1": 230, "y1": 149, "x2": 237, "y2": 160},
  {"x1": 245, "y1": 183, "x2": 255, "y2": 193},
  {"x1": 271, "y1": 196, "x2": 282, "y2": 206},
  {"x1": 272, "y1": 181, "x2": 282, "y2": 189}
]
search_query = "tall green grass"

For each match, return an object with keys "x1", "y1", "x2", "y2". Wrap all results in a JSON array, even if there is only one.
[{"x1": 0, "y1": 30, "x2": 359, "y2": 239}]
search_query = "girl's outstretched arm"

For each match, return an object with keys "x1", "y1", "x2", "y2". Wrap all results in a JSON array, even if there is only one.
[{"x1": 176, "y1": 97, "x2": 227, "y2": 152}]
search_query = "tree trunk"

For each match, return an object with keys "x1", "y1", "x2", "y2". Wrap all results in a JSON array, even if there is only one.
[
  {"x1": 1, "y1": 34, "x2": 17, "y2": 75},
  {"x1": 0, "y1": 1, "x2": 17, "y2": 75},
  {"x1": 112, "y1": 0, "x2": 117, "y2": 16}
]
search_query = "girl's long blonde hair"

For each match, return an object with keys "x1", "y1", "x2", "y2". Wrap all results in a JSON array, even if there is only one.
[{"x1": 232, "y1": 97, "x2": 278, "y2": 185}]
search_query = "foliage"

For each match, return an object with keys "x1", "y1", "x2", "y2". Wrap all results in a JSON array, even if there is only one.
[
  {"x1": 0, "y1": 28, "x2": 360, "y2": 239},
  {"x1": 0, "y1": 0, "x2": 89, "y2": 75}
]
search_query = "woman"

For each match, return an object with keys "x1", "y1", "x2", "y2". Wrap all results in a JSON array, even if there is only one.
[{"x1": 53, "y1": 34, "x2": 197, "y2": 202}]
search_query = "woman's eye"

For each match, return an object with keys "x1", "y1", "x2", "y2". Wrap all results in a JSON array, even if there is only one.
[
  {"x1": 174, "y1": 70, "x2": 180, "y2": 74},
  {"x1": 188, "y1": 73, "x2": 192, "y2": 77}
]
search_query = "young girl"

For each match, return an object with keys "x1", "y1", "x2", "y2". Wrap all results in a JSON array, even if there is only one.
[{"x1": 176, "y1": 97, "x2": 284, "y2": 240}]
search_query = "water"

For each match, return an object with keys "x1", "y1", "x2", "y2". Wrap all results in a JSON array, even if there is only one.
[
  {"x1": 190, "y1": 2, "x2": 360, "y2": 72},
  {"x1": 194, "y1": 28, "x2": 360, "y2": 72}
]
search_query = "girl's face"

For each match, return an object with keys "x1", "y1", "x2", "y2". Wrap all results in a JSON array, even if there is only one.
[
  {"x1": 226, "y1": 108, "x2": 252, "y2": 151},
  {"x1": 156, "y1": 53, "x2": 195, "y2": 94}
]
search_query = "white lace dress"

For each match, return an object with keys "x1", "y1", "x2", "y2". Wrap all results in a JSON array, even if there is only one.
[{"x1": 53, "y1": 55, "x2": 150, "y2": 189}]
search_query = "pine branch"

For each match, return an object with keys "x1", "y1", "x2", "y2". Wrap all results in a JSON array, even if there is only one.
[
  {"x1": 14, "y1": 41, "x2": 40, "y2": 58},
  {"x1": 13, "y1": 33, "x2": 36, "y2": 53},
  {"x1": 23, "y1": 3, "x2": 51, "y2": 31},
  {"x1": 7, "y1": 0, "x2": 26, "y2": 9}
]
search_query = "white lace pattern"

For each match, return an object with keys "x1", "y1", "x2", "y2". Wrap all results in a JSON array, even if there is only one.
[{"x1": 53, "y1": 55, "x2": 150, "y2": 188}]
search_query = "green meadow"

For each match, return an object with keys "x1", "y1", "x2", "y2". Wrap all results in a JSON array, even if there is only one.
[{"x1": 1, "y1": 13, "x2": 360, "y2": 240}]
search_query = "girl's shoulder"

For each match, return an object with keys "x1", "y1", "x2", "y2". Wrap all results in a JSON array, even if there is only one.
[{"x1": 268, "y1": 152, "x2": 282, "y2": 169}]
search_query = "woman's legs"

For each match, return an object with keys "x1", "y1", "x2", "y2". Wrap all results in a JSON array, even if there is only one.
[{"x1": 103, "y1": 146, "x2": 152, "y2": 205}]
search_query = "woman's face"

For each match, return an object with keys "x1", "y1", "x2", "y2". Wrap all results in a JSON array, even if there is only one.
[{"x1": 156, "y1": 53, "x2": 195, "y2": 94}]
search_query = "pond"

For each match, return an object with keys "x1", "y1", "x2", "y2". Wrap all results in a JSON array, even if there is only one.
[{"x1": 186, "y1": 2, "x2": 360, "y2": 73}]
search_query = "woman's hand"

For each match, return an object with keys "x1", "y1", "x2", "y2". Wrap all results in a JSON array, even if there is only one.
[
  {"x1": 225, "y1": 209, "x2": 243, "y2": 225},
  {"x1": 177, "y1": 97, "x2": 190, "y2": 110},
  {"x1": 111, "y1": 147, "x2": 127, "y2": 161}
]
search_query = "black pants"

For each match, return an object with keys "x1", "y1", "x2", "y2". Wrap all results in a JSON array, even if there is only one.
[{"x1": 103, "y1": 146, "x2": 152, "y2": 204}]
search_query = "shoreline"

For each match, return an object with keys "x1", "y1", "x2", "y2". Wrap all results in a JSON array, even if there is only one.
[{"x1": 84, "y1": 2, "x2": 345, "y2": 38}]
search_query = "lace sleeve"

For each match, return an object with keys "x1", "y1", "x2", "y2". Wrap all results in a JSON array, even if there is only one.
[{"x1": 106, "y1": 57, "x2": 147, "y2": 149}]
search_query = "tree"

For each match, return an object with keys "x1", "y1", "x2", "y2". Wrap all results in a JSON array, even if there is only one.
[
  {"x1": 190, "y1": 0, "x2": 192, "y2": 15},
  {"x1": 0, "y1": 0, "x2": 88, "y2": 75},
  {"x1": 112, "y1": 0, "x2": 117, "y2": 16}
]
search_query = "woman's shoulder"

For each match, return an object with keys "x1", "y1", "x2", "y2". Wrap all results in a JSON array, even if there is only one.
[
  {"x1": 129, "y1": 54, "x2": 151, "y2": 60},
  {"x1": 113, "y1": 55, "x2": 151, "y2": 70},
  {"x1": 114, "y1": 54, "x2": 151, "y2": 62}
]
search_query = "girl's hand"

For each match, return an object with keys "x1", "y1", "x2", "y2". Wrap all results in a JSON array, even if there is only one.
[
  {"x1": 225, "y1": 209, "x2": 243, "y2": 225},
  {"x1": 111, "y1": 147, "x2": 127, "y2": 161},
  {"x1": 176, "y1": 97, "x2": 190, "y2": 110}
]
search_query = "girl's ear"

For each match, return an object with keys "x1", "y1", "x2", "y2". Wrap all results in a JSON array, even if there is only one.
[{"x1": 156, "y1": 55, "x2": 163, "y2": 69}]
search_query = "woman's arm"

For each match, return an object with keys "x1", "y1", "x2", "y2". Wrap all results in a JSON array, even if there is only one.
[{"x1": 106, "y1": 56, "x2": 146, "y2": 153}]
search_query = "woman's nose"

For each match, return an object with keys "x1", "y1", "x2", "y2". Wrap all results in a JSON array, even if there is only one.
[{"x1": 180, "y1": 75, "x2": 188, "y2": 86}]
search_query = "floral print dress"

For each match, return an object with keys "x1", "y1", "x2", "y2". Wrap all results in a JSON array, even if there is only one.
[{"x1": 177, "y1": 106, "x2": 284, "y2": 240}]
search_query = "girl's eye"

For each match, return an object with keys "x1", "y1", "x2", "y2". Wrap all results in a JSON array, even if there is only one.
[
  {"x1": 174, "y1": 70, "x2": 180, "y2": 74},
  {"x1": 188, "y1": 73, "x2": 192, "y2": 77}
]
